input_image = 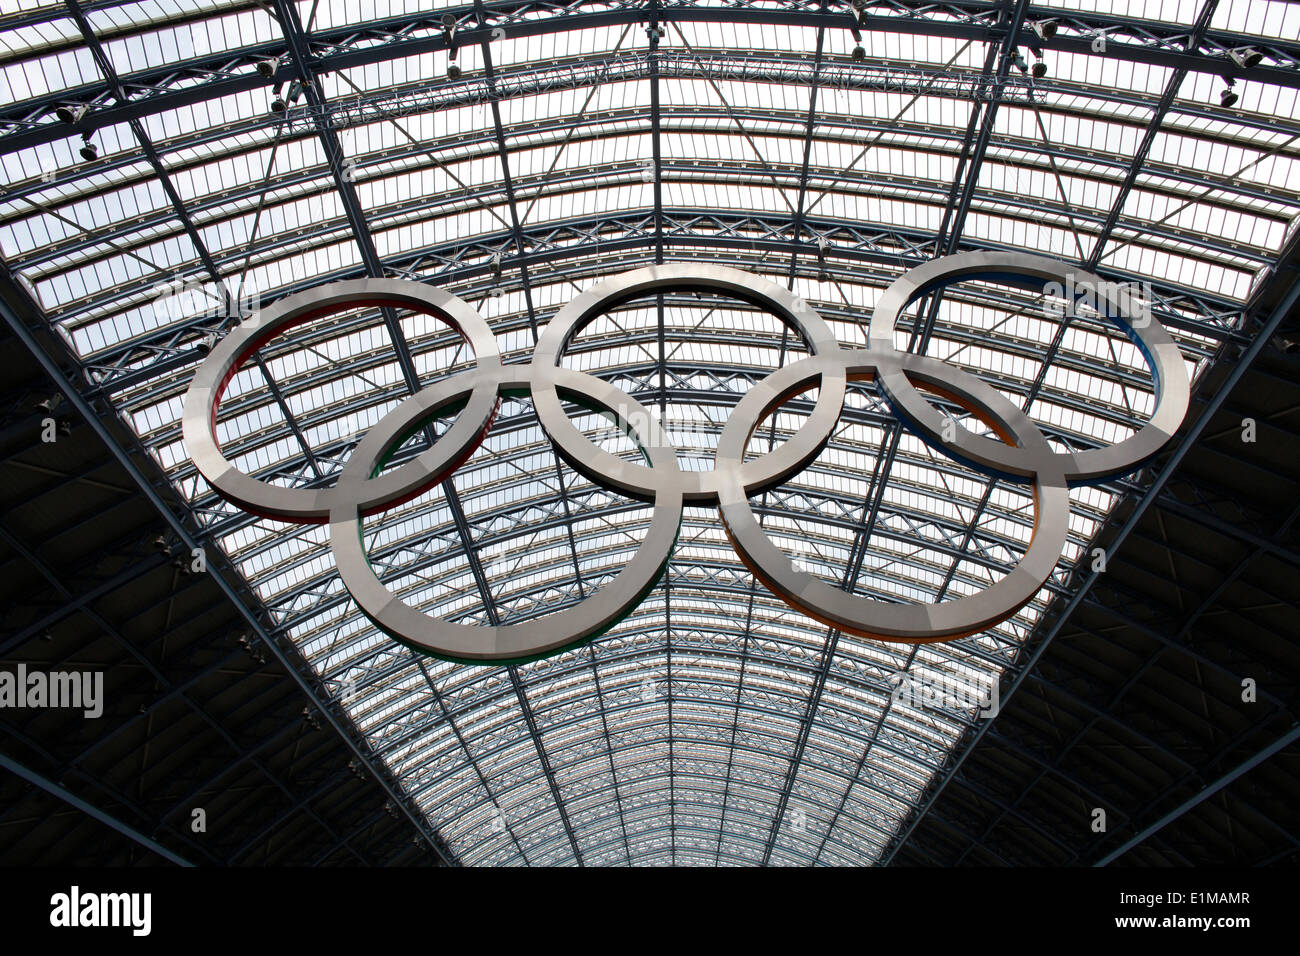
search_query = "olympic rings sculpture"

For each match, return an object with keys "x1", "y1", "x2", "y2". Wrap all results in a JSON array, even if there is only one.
[{"x1": 183, "y1": 252, "x2": 1189, "y2": 663}]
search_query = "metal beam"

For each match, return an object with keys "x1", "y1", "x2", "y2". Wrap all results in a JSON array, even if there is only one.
[
  {"x1": 0, "y1": 276, "x2": 456, "y2": 865},
  {"x1": 1087, "y1": 0, "x2": 1221, "y2": 271},
  {"x1": 1093, "y1": 724, "x2": 1300, "y2": 866},
  {"x1": 6, "y1": 0, "x2": 1299, "y2": 155},
  {"x1": 0, "y1": 752, "x2": 194, "y2": 867}
]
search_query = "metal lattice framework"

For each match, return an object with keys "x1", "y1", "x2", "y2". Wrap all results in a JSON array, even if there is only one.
[{"x1": 1, "y1": 0, "x2": 1297, "y2": 865}]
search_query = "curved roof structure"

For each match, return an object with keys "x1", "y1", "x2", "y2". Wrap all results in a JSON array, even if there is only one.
[{"x1": 1, "y1": 0, "x2": 1298, "y2": 866}]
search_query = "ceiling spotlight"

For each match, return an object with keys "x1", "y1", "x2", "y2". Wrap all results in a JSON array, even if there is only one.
[
  {"x1": 447, "y1": 62, "x2": 461, "y2": 79},
  {"x1": 1219, "y1": 75, "x2": 1239, "y2": 108},
  {"x1": 1031, "y1": 19, "x2": 1057, "y2": 41},
  {"x1": 196, "y1": 332, "x2": 218, "y2": 355},
  {"x1": 1272, "y1": 333, "x2": 1300, "y2": 354},
  {"x1": 1011, "y1": 51, "x2": 1029, "y2": 74},
  {"x1": 1032, "y1": 59, "x2": 1047, "y2": 78},
  {"x1": 56, "y1": 103, "x2": 88, "y2": 125},
  {"x1": 34, "y1": 393, "x2": 62, "y2": 414},
  {"x1": 851, "y1": 44, "x2": 866, "y2": 62},
  {"x1": 1228, "y1": 47, "x2": 1263, "y2": 70},
  {"x1": 78, "y1": 134, "x2": 97, "y2": 162},
  {"x1": 255, "y1": 58, "x2": 278, "y2": 78},
  {"x1": 270, "y1": 94, "x2": 286, "y2": 112}
]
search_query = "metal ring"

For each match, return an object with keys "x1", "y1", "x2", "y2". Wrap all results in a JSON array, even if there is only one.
[
  {"x1": 531, "y1": 263, "x2": 847, "y2": 503},
  {"x1": 869, "y1": 251, "x2": 1189, "y2": 484},
  {"x1": 182, "y1": 278, "x2": 500, "y2": 522},
  {"x1": 329, "y1": 366, "x2": 683, "y2": 663},
  {"x1": 715, "y1": 350, "x2": 1070, "y2": 642}
]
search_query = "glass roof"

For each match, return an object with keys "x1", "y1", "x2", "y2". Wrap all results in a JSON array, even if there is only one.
[{"x1": 2, "y1": 0, "x2": 1297, "y2": 865}]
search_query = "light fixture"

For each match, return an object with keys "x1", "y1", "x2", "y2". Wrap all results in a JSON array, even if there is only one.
[
  {"x1": 1228, "y1": 47, "x2": 1263, "y2": 70},
  {"x1": 34, "y1": 393, "x2": 62, "y2": 414},
  {"x1": 270, "y1": 93, "x2": 286, "y2": 112},
  {"x1": 196, "y1": 332, "x2": 218, "y2": 355},
  {"x1": 1220, "y1": 76, "x2": 1239, "y2": 108},
  {"x1": 78, "y1": 133, "x2": 97, "y2": 162},
  {"x1": 851, "y1": 44, "x2": 866, "y2": 62},
  {"x1": 442, "y1": 13, "x2": 460, "y2": 75},
  {"x1": 1011, "y1": 51, "x2": 1029, "y2": 74},
  {"x1": 255, "y1": 58, "x2": 278, "y2": 78},
  {"x1": 56, "y1": 103, "x2": 88, "y2": 124},
  {"x1": 1032, "y1": 58, "x2": 1048, "y2": 78},
  {"x1": 1031, "y1": 19, "x2": 1057, "y2": 41}
]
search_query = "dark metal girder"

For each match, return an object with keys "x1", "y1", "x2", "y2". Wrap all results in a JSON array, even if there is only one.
[
  {"x1": 1154, "y1": 489, "x2": 1300, "y2": 569},
  {"x1": 0, "y1": 752, "x2": 194, "y2": 866},
  {"x1": 1093, "y1": 724, "x2": 1300, "y2": 866},
  {"x1": 2, "y1": 510, "x2": 376, "y2": 863},
  {"x1": 5, "y1": 0, "x2": 1299, "y2": 156},
  {"x1": 62, "y1": 212, "x2": 1244, "y2": 372},
  {"x1": 1086, "y1": 0, "x2": 1220, "y2": 270},
  {"x1": 14, "y1": 89, "x2": 1295, "y2": 242},
  {"x1": 0, "y1": 275, "x2": 457, "y2": 864}
]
